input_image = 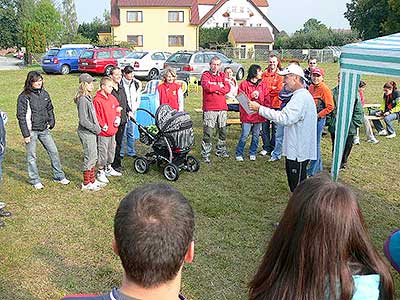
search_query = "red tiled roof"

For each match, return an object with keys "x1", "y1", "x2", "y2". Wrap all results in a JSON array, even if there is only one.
[
  {"x1": 229, "y1": 26, "x2": 274, "y2": 43},
  {"x1": 111, "y1": 0, "x2": 200, "y2": 26},
  {"x1": 198, "y1": 0, "x2": 269, "y2": 6}
]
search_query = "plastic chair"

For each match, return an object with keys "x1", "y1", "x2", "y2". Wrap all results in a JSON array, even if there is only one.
[
  {"x1": 188, "y1": 76, "x2": 200, "y2": 93},
  {"x1": 175, "y1": 80, "x2": 188, "y2": 95},
  {"x1": 144, "y1": 79, "x2": 162, "y2": 94}
]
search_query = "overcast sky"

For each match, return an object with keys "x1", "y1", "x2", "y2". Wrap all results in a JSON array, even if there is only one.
[{"x1": 75, "y1": 0, "x2": 351, "y2": 34}]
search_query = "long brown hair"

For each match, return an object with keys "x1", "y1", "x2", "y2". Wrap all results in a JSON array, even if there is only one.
[{"x1": 249, "y1": 174, "x2": 394, "y2": 300}]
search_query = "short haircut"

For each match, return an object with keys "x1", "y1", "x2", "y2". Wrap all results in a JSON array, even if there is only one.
[
  {"x1": 114, "y1": 183, "x2": 195, "y2": 287},
  {"x1": 224, "y1": 66, "x2": 233, "y2": 72},
  {"x1": 123, "y1": 65, "x2": 134, "y2": 74},
  {"x1": 308, "y1": 57, "x2": 317, "y2": 63},
  {"x1": 162, "y1": 67, "x2": 177, "y2": 81},
  {"x1": 100, "y1": 76, "x2": 113, "y2": 88},
  {"x1": 110, "y1": 66, "x2": 121, "y2": 75},
  {"x1": 209, "y1": 56, "x2": 221, "y2": 65}
]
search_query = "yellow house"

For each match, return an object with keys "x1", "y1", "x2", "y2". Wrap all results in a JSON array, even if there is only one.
[{"x1": 111, "y1": 0, "x2": 200, "y2": 51}]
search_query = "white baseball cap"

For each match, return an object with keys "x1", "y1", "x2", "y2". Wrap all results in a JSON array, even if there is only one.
[{"x1": 277, "y1": 64, "x2": 306, "y2": 80}]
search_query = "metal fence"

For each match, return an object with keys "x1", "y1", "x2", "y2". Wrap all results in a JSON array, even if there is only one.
[{"x1": 218, "y1": 47, "x2": 340, "y2": 63}]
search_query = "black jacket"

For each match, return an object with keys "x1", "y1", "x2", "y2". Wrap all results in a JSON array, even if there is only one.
[
  {"x1": 111, "y1": 83, "x2": 131, "y2": 125},
  {"x1": 17, "y1": 89, "x2": 55, "y2": 138}
]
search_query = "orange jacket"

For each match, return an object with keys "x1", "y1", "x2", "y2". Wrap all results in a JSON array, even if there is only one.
[
  {"x1": 262, "y1": 69, "x2": 284, "y2": 109},
  {"x1": 308, "y1": 82, "x2": 335, "y2": 118}
]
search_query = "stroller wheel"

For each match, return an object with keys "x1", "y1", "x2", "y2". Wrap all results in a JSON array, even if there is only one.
[
  {"x1": 185, "y1": 155, "x2": 200, "y2": 172},
  {"x1": 134, "y1": 157, "x2": 150, "y2": 174},
  {"x1": 163, "y1": 163, "x2": 179, "y2": 181}
]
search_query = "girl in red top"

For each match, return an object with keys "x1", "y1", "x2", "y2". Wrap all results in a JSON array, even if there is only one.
[
  {"x1": 235, "y1": 64, "x2": 268, "y2": 161},
  {"x1": 155, "y1": 68, "x2": 184, "y2": 111}
]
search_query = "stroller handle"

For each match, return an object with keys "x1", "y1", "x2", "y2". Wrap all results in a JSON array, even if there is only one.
[{"x1": 129, "y1": 107, "x2": 156, "y2": 125}]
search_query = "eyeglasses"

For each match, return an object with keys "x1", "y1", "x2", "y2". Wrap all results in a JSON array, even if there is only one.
[{"x1": 309, "y1": 62, "x2": 316, "y2": 65}]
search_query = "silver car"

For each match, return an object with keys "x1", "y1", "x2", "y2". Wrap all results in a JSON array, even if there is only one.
[{"x1": 163, "y1": 51, "x2": 245, "y2": 82}]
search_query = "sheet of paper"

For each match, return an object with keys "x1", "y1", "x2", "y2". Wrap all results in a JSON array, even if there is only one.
[{"x1": 236, "y1": 92, "x2": 256, "y2": 114}]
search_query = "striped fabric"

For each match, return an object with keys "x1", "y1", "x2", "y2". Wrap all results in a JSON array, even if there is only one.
[{"x1": 331, "y1": 32, "x2": 400, "y2": 180}]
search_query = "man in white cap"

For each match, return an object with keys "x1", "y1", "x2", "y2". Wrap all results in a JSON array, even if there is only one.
[{"x1": 249, "y1": 64, "x2": 317, "y2": 192}]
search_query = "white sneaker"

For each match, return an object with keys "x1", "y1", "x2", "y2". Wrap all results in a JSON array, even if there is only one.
[
  {"x1": 249, "y1": 155, "x2": 256, "y2": 161},
  {"x1": 0, "y1": 202, "x2": 6, "y2": 209},
  {"x1": 386, "y1": 133, "x2": 396, "y2": 139},
  {"x1": 33, "y1": 182, "x2": 44, "y2": 190},
  {"x1": 105, "y1": 166, "x2": 122, "y2": 177},
  {"x1": 259, "y1": 150, "x2": 268, "y2": 156},
  {"x1": 378, "y1": 129, "x2": 388, "y2": 136},
  {"x1": 268, "y1": 156, "x2": 280, "y2": 162},
  {"x1": 236, "y1": 156, "x2": 244, "y2": 162},
  {"x1": 93, "y1": 179, "x2": 107, "y2": 188},
  {"x1": 54, "y1": 178, "x2": 70, "y2": 185},
  {"x1": 97, "y1": 170, "x2": 110, "y2": 183},
  {"x1": 367, "y1": 138, "x2": 379, "y2": 144},
  {"x1": 81, "y1": 182, "x2": 101, "y2": 191},
  {"x1": 353, "y1": 137, "x2": 360, "y2": 145}
]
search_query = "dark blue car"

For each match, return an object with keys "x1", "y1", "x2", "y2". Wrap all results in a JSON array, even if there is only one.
[{"x1": 41, "y1": 47, "x2": 90, "y2": 75}]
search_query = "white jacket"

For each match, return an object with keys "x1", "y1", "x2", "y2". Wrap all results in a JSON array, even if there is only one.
[
  {"x1": 122, "y1": 77, "x2": 142, "y2": 113},
  {"x1": 258, "y1": 88, "x2": 317, "y2": 162}
]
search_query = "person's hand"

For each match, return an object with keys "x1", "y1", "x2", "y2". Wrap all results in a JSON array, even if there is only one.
[
  {"x1": 384, "y1": 111, "x2": 390, "y2": 116},
  {"x1": 218, "y1": 82, "x2": 225, "y2": 88},
  {"x1": 24, "y1": 136, "x2": 31, "y2": 144},
  {"x1": 116, "y1": 106, "x2": 122, "y2": 113},
  {"x1": 375, "y1": 111, "x2": 383, "y2": 117},
  {"x1": 249, "y1": 101, "x2": 261, "y2": 111},
  {"x1": 251, "y1": 90, "x2": 259, "y2": 99}
]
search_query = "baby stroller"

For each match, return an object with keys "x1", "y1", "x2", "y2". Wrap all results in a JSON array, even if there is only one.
[{"x1": 132, "y1": 104, "x2": 200, "y2": 181}]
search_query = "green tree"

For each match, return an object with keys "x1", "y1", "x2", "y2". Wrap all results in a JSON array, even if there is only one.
[
  {"x1": 22, "y1": 21, "x2": 46, "y2": 53},
  {"x1": 33, "y1": 0, "x2": 63, "y2": 45},
  {"x1": 199, "y1": 27, "x2": 230, "y2": 48},
  {"x1": 61, "y1": 0, "x2": 78, "y2": 43},
  {"x1": 77, "y1": 10, "x2": 111, "y2": 44},
  {"x1": 382, "y1": 0, "x2": 400, "y2": 34},
  {"x1": 300, "y1": 18, "x2": 329, "y2": 34},
  {"x1": 0, "y1": 0, "x2": 20, "y2": 48}
]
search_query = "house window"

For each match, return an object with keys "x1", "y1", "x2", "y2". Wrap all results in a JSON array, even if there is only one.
[
  {"x1": 127, "y1": 35, "x2": 143, "y2": 47},
  {"x1": 223, "y1": 22, "x2": 228, "y2": 28},
  {"x1": 127, "y1": 11, "x2": 143, "y2": 22},
  {"x1": 257, "y1": 23, "x2": 262, "y2": 27},
  {"x1": 168, "y1": 11, "x2": 184, "y2": 22},
  {"x1": 168, "y1": 35, "x2": 184, "y2": 47},
  {"x1": 215, "y1": 23, "x2": 219, "y2": 27}
]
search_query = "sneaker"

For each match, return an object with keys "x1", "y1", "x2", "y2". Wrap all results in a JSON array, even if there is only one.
[
  {"x1": 236, "y1": 156, "x2": 244, "y2": 161},
  {"x1": 105, "y1": 166, "x2": 122, "y2": 177},
  {"x1": 33, "y1": 182, "x2": 44, "y2": 190},
  {"x1": 386, "y1": 133, "x2": 396, "y2": 139},
  {"x1": 97, "y1": 170, "x2": 110, "y2": 183},
  {"x1": 0, "y1": 202, "x2": 5, "y2": 210},
  {"x1": 203, "y1": 157, "x2": 211, "y2": 163},
  {"x1": 249, "y1": 155, "x2": 256, "y2": 161},
  {"x1": 353, "y1": 137, "x2": 360, "y2": 145},
  {"x1": 81, "y1": 182, "x2": 101, "y2": 191},
  {"x1": 268, "y1": 156, "x2": 280, "y2": 162},
  {"x1": 215, "y1": 151, "x2": 230, "y2": 158},
  {"x1": 259, "y1": 150, "x2": 269, "y2": 156},
  {"x1": 93, "y1": 179, "x2": 107, "y2": 188},
  {"x1": 378, "y1": 129, "x2": 388, "y2": 136},
  {"x1": 367, "y1": 138, "x2": 379, "y2": 144},
  {"x1": 54, "y1": 178, "x2": 70, "y2": 185}
]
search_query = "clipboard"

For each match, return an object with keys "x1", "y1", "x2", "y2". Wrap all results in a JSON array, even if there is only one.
[{"x1": 236, "y1": 92, "x2": 256, "y2": 114}]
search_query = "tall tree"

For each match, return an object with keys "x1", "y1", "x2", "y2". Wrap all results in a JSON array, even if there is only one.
[
  {"x1": 382, "y1": 0, "x2": 400, "y2": 35},
  {"x1": 33, "y1": 0, "x2": 63, "y2": 45},
  {"x1": 0, "y1": 0, "x2": 20, "y2": 48},
  {"x1": 61, "y1": 0, "x2": 78, "y2": 43}
]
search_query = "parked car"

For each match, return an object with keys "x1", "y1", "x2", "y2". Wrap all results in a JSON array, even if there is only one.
[
  {"x1": 118, "y1": 51, "x2": 171, "y2": 80},
  {"x1": 164, "y1": 51, "x2": 245, "y2": 82},
  {"x1": 78, "y1": 47, "x2": 131, "y2": 75},
  {"x1": 41, "y1": 45, "x2": 92, "y2": 75}
]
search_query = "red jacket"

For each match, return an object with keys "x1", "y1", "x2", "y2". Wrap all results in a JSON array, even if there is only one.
[
  {"x1": 238, "y1": 79, "x2": 267, "y2": 123},
  {"x1": 93, "y1": 90, "x2": 121, "y2": 137},
  {"x1": 201, "y1": 71, "x2": 230, "y2": 111},
  {"x1": 157, "y1": 82, "x2": 181, "y2": 110},
  {"x1": 262, "y1": 69, "x2": 284, "y2": 109}
]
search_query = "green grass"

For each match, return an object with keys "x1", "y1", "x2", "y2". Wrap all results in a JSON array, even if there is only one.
[{"x1": 0, "y1": 62, "x2": 399, "y2": 299}]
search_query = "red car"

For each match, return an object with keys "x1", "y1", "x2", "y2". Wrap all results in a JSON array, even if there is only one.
[{"x1": 78, "y1": 47, "x2": 131, "y2": 75}]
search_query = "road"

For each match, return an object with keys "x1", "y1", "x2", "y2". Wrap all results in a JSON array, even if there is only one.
[{"x1": 0, "y1": 56, "x2": 24, "y2": 70}]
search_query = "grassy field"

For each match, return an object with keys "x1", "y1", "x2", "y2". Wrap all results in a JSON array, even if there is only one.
[{"x1": 0, "y1": 61, "x2": 399, "y2": 299}]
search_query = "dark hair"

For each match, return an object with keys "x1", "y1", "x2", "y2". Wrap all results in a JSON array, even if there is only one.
[
  {"x1": 249, "y1": 174, "x2": 394, "y2": 300},
  {"x1": 23, "y1": 71, "x2": 43, "y2": 94},
  {"x1": 110, "y1": 66, "x2": 121, "y2": 75},
  {"x1": 308, "y1": 57, "x2": 317, "y2": 63},
  {"x1": 359, "y1": 80, "x2": 366, "y2": 88},
  {"x1": 247, "y1": 64, "x2": 261, "y2": 81},
  {"x1": 114, "y1": 183, "x2": 195, "y2": 287},
  {"x1": 288, "y1": 59, "x2": 300, "y2": 66},
  {"x1": 123, "y1": 65, "x2": 134, "y2": 74},
  {"x1": 383, "y1": 81, "x2": 397, "y2": 91},
  {"x1": 224, "y1": 66, "x2": 233, "y2": 72}
]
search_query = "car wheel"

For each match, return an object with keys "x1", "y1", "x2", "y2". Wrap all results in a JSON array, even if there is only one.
[
  {"x1": 104, "y1": 65, "x2": 113, "y2": 76},
  {"x1": 163, "y1": 163, "x2": 179, "y2": 181},
  {"x1": 236, "y1": 68, "x2": 244, "y2": 80},
  {"x1": 148, "y1": 68, "x2": 159, "y2": 80},
  {"x1": 60, "y1": 64, "x2": 70, "y2": 75}
]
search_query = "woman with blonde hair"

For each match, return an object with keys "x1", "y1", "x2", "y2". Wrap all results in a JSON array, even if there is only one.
[
  {"x1": 155, "y1": 68, "x2": 184, "y2": 111},
  {"x1": 249, "y1": 174, "x2": 394, "y2": 300},
  {"x1": 74, "y1": 73, "x2": 102, "y2": 191}
]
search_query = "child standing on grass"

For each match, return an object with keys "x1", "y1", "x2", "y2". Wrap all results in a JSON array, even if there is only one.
[
  {"x1": 224, "y1": 67, "x2": 239, "y2": 111},
  {"x1": 235, "y1": 64, "x2": 267, "y2": 161},
  {"x1": 93, "y1": 77, "x2": 122, "y2": 184},
  {"x1": 74, "y1": 74, "x2": 103, "y2": 191},
  {"x1": 16, "y1": 71, "x2": 70, "y2": 190},
  {"x1": 0, "y1": 109, "x2": 11, "y2": 227}
]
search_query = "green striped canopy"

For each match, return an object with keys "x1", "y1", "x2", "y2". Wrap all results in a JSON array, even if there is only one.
[{"x1": 331, "y1": 32, "x2": 400, "y2": 180}]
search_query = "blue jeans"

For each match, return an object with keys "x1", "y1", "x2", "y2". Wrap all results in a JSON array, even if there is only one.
[
  {"x1": 271, "y1": 124, "x2": 284, "y2": 159},
  {"x1": 120, "y1": 119, "x2": 136, "y2": 157},
  {"x1": 372, "y1": 112, "x2": 399, "y2": 135},
  {"x1": 25, "y1": 130, "x2": 65, "y2": 185},
  {"x1": 236, "y1": 123, "x2": 262, "y2": 157},
  {"x1": 261, "y1": 120, "x2": 275, "y2": 153},
  {"x1": 307, "y1": 118, "x2": 326, "y2": 176},
  {"x1": 0, "y1": 153, "x2": 3, "y2": 188}
]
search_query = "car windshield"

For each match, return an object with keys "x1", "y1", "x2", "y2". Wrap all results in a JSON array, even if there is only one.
[
  {"x1": 126, "y1": 52, "x2": 148, "y2": 59},
  {"x1": 166, "y1": 53, "x2": 191, "y2": 63},
  {"x1": 47, "y1": 49, "x2": 60, "y2": 56},
  {"x1": 80, "y1": 51, "x2": 94, "y2": 59}
]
